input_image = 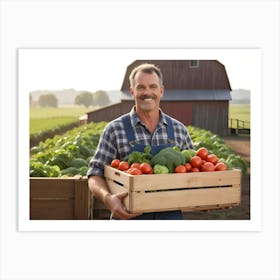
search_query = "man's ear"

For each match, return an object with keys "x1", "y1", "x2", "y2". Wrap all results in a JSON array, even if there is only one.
[
  {"x1": 129, "y1": 87, "x2": 134, "y2": 97},
  {"x1": 160, "y1": 85, "x2": 164, "y2": 98}
]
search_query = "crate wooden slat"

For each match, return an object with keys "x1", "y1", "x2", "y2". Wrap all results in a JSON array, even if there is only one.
[
  {"x1": 104, "y1": 165, "x2": 242, "y2": 214},
  {"x1": 30, "y1": 177, "x2": 91, "y2": 220},
  {"x1": 74, "y1": 178, "x2": 92, "y2": 220}
]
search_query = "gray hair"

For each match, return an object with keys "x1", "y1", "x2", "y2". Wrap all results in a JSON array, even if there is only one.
[{"x1": 129, "y1": 63, "x2": 163, "y2": 87}]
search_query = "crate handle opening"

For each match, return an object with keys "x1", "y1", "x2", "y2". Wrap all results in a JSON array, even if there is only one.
[
  {"x1": 113, "y1": 180, "x2": 124, "y2": 187},
  {"x1": 144, "y1": 185, "x2": 232, "y2": 193}
]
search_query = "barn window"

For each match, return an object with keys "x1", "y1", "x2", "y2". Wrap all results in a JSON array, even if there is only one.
[{"x1": 189, "y1": 60, "x2": 199, "y2": 68}]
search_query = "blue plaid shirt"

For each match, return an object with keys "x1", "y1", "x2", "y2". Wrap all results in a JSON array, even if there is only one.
[{"x1": 87, "y1": 107, "x2": 194, "y2": 177}]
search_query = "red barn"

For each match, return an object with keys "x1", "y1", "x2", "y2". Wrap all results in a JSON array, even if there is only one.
[{"x1": 86, "y1": 60, "x2": 232, "y2": 136}]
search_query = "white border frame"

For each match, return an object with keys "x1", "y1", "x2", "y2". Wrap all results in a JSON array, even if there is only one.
[{"x1": 2, "y1": 1, "x2": 279, "y2": 279}]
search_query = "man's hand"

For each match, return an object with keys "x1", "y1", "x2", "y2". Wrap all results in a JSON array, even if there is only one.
[{"x1": 104, "y1": 192, "x2": 142, "y2": 220}]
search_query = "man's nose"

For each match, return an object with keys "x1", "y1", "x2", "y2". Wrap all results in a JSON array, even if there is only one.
[{"x1": 142, "y1": 87, "x2": 151, "y2": 95}]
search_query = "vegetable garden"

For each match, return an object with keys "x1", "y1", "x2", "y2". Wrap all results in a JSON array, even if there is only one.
[{"x1": 30, "y1": 122, "x2": 248, "y2": 177}]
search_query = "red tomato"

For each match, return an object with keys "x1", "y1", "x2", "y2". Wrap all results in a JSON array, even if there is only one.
[
  {"x1": 174, "y1": 165, "x2": 187, "y2": 173},
  {"x1": 126, "y1": 167, "x2": 143, "y2": 175},
  {"x1": 118, "y1": 161, "x2": 130, "y2": 171},
  {"x1": 140, "y1": 162, "x2": 153, "y2": 174},
  {"x1": 215, "y1": 162, "x2": 227, "y2": 171},
  {"x1": 201, "y1": 162, "x2": 215, "y2": 172},
  {"x1": 131, "y1": 162, "x2": 141, "y2": 169},
  {"x1": 196, "y1": 147, "x2": 208, "y2": 160},
  {"x1": 111, "y1": 159, "x2": 120, "y2": 168},
  {"x1": 190, "y1": 156, "x2": 202, "y2": 168},
  {"x1": 191, "y1": 167, "x2": 200, "y2": 172},
  {"x1": 184, "y1": 163, "x2": 192, "y2": 172},
  {"x1": 206, "y1": 154, "x2": 218, "y2": 165}
]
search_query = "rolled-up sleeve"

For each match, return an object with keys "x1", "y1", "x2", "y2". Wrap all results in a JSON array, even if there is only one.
[{"x1": 87, "y1": 124, "x2": 118, "y2": 178}]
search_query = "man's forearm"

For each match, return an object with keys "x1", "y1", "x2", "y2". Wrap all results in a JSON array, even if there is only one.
[
  {"x1": 88, "y1": 175, "x2": 141, "y2": 219},
  {"x1": 88, "y1": 175, "x2": 111, "y2": 205}
]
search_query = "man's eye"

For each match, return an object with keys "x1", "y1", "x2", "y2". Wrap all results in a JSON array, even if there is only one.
[{"x1": 137, "y1": 85, "x2": 145, "y2": 90}]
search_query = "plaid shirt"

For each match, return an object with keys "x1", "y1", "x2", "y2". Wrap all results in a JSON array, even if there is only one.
[{"x1": 87, "y1": 107, "x2": 194, "y2": 177}]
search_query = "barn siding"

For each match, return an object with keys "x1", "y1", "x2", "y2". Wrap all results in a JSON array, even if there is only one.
[
  {"x1": 192, "y1": 101, "x2": 229, "y2": 136},
  {"x1": 87, "y1": 103, "x2": 123, "y2": 123},
  {"x1": 160, "y1": 102, "x2": 193, "y2": 125}
]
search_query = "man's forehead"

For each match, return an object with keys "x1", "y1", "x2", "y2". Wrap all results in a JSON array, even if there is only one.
[{"x1": 134, "y1": 71, "x2": 160, "y2": 83}]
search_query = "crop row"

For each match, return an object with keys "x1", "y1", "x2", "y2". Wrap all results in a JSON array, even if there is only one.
[{"x1": 30, "y1": 122, "x2": 248, "y2": 177}]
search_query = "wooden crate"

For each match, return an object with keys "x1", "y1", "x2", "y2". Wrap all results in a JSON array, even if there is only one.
[
  {"x1": 104, "y1": 166, "x2": 242, "y2": 214},
  {"x1": 30, "y1": 176, "x2": 92, "y2": 220}
]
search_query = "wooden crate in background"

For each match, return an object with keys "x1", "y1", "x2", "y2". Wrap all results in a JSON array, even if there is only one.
[{"x1": 30, "y1": 176, "x2": 92, "y2": 220}]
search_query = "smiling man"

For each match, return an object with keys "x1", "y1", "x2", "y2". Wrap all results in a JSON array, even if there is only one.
[
  {"x1": 129, "y1": 64, "x2": 164, "y2": 134},
  {"x1": 87, "y1": 63, "x2": 194, "y2": 220}
]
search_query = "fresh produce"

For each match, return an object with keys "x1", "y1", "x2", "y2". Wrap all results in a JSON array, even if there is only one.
[
  {"x1": 126, "y1": 167, "x2": 143, "y2": 175},
  {"x1": 188, "y1": 126, "x2": 248, "y2": 174},
  {"x1": 111, "y1": 159, "x2": 120, "y2": 168},
  {"x1": 190, "y1": 156, "x2": 202, "y2": 168},
  {"x1": 206, "y1": 154, "x2": 218, "y2": 165},
  {"x1": 191, "y1": 167, "x2": 200, "y2": 172},
  {"x1": 174, "y1": 165, "x2": 187, "y2": 173},
  {"x1": 139, "y1": 162, "x2": 153, "y2": 174},
  {"x1": 127, "y1": 146, "x2": 152, "y2": 164},
  {"x1": 215, "y1": 162, "x2": 227, "y2": 171},
  {"x1": 201, "y1": 162, "x2": 215, "y2": 172},
  {"x1": 184, "y1": 163, "x2": 192, "y2": 172},
  {"x1": 181, "y1": 149, "x2": 196, "y2": 162},
  {"x1": 150, "y1": 147, "x2": 186, "y2": 173},
  {"x1": 118, "y1": 161, "x2": 130, "y2": 171},
  {"x1": 196, "y1": 147, "x2": 208, "y2": 160},
  {"x1": 110, "y1": 144, "x2": 244, "y2": 175},
  {"x1": 153, "y1": 164, "x2": 169, "y2": 174},
  {"x1": 131, "y1": 162, "x2": 141, "y2": 169}
]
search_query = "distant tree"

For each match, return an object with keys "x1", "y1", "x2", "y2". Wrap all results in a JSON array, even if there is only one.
[
  {"x1": 29, "y1": 93, "x2": 33, "y2": 107},
  {"x1": 75, "y1": 91, "x2": 94, "y2": 107},
  {"x1": 38, "y1": 94, "x2": 58, "y2": 107},
  {"x1": 93, "y1": 90, "x2": 111, "y2": 106}
]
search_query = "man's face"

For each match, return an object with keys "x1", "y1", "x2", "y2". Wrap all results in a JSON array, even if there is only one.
[{"x1": 130, "y1": 71, "x2": 164, "y2": 112}]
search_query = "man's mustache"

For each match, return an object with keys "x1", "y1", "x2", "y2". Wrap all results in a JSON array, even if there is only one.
[{"x1": 140, "y1": 94, "x2": 157, "y2": 100}]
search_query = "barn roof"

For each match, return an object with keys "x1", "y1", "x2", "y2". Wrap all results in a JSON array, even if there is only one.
[
  {"x1": 121, "y1": 89, "x2": 232, "y2": 101},
  {"x1": 121, "y1": 60, "x2": 232, "y2": 91}
]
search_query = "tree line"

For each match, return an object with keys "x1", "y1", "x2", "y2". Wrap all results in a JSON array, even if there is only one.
[{"x1": 30, "y1": 90, "x2": 111, "y2": 108}]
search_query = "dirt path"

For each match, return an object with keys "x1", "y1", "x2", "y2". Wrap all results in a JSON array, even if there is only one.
[
  {"x1": 183, "y1": 134, "x2": 250, "y2": 220},
  {"x1": 224, "y1": 135, "x2": 250, "y2": 164}
]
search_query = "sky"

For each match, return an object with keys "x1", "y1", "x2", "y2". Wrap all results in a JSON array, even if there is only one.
[{"x1": 19, "y1": 48, "x2": 260, "y2": 93}]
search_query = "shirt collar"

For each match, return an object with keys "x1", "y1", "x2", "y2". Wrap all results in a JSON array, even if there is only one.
[{"x1": 129, "y1": 107, "x2": 168, "y2": 127}]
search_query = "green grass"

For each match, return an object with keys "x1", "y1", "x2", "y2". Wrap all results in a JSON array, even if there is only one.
[
  {"x1": 229, "y1": 104, "x2": 250, "y2": 122},
  {"x1": 229, "y1": 104, "x2": 250, "y2": 128},
  {"x1": 30, "y1": 107, "x2": 90, "y2": 134}
]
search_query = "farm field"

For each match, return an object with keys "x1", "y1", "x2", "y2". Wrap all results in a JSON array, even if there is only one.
[
  {"x1": 229, "y1": 104, "x2": 250, "y2": 128},
  {"x1": 30, "y1": 104, "x2": 251, "y2": 134},
  {"x1": 229, "y1": 104, "x2": 250, "y2": 121},
  {"x1": 30, "y1": 107, "x2": 90, "y2": 134}
]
